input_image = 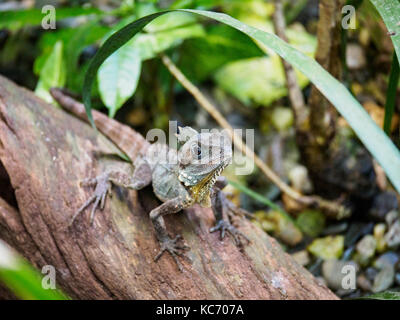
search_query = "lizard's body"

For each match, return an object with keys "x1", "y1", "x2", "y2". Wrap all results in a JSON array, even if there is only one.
[{"x1": 50, "y1": 88, "x2": 249, "y2": 271}]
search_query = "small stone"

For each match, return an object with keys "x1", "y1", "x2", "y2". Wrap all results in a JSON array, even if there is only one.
[
  {"x1": 385, "y1": 220, "x2": 400, "y2": 248},
  {"x1": 270, "y1": 107, "x2": 294, "y2": 132},
  {"x1": 291, "y1": 250, "x2": 310, "y2": 267},
  {"x1": 374, "y1": 252, "x2": 399, "y2": 269},
  {"x1": 365, "y1": 267, "x2": 379, "y2": 282},
  {"x1": 296, "y1": 209, "x2": 325, "y2": 238},
  {"x1": 253, "y1": 210, "x2": 303, "y2": 246},
  {"x1": 385, "y1": 210, "x2": 399, "y2": 226},
  {"x1": 346, "y1": 43, "x2": 366, "y2": 70},
  {"x1": 357, "y1": 274, "x2": 372, "y2": 291},
  {"x1": 355, "y1": 235, "x2": 376, "y2": 265},
  {"x1": 308, "y1": 236, "x2": 345, "y2": 260},
  {"x1": 395, "y1": 273, "x2": 400, "y2": 286},
  {"x1": 371, "y1": 266, "x2": 395, "y2": 293},
  {"x1": 288, "y1": 165, "x2": 313, "y2": 194},
  {"x1": 322, "y1": 260, "x2": 358, "y2": 291},
  {"x1": 373, "y1": 223, "x2": 387, "y2": 253},
  {"x1": 369, "y1": 192, "x2": 399, "y2": 221}
]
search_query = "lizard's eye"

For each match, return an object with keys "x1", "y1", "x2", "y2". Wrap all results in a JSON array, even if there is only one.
[{"x1": 192, "y1": 144, "x2": 202, "y2": 160}]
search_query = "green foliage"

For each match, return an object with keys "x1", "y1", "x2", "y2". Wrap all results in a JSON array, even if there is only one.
[
  {"x1": 179, "y1": 24, "x2": 265, "y2": 82},
  {"x1": 369, "y1": 0, "x2": 400, "y2": 65},
  {"x1": 383, "y1": 53, "x2": 400, "y2": 135},
  {"x1": 98, "y1": 46, "x2": 142, "y2": 117},
  {"x1": 0, "y1": 7, "x2": 101, "y2": 30},
  {"x1": 360, "y1": 291, "x2": 400, "y2": 300},
  {"x1": 0, "y1": 241, "x2": 67, "y2": 300},
  {"x1": 35, "y1": 41, "x2": 66, "y2": 103},
  {"x1": 296, "y1": 210, "x2": 326, "y2": 238},
  {"x1": 97, "y1": 12, "x2": 205, "y2": 115},
  {"x1": 82, "y1": 9, "x2": 400, "y2": 193}
]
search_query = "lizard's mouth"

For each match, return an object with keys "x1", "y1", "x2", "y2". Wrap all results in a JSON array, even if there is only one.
[{"x1": 189, "y1": 163, "x2": 227, "y2": 207}]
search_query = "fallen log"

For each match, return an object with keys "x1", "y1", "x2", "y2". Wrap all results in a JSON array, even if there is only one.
[{"x1": 0, "y1": 75, "x2": 337, "y2": 299}]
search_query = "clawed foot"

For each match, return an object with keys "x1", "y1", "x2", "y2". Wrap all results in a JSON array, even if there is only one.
[
  {"x1": 210, "y1": 220, "x2": 250, "y2": 247},
  {"x1": 70, "y1": 173, "x2": 112, "y2": 226},
  {"x1": 154, "y1": 235, "x2": 190, "y2": 272}
]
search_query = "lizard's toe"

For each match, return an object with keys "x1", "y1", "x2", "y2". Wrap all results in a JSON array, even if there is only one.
[
  {"x1": 154, "y1": 236, "x2": 190, "y2": 272},
  {"x1": 210, "y1": 220, "x2": 250, "y2": 246}
]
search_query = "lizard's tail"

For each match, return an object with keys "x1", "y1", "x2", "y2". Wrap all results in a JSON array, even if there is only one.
[{"x1": 50, "y1": 88, "x2": 150, "y2": 162}]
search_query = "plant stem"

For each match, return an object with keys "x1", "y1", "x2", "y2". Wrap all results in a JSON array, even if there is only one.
[{"x1": 383, "y1": 52, "x2": 399, "y2": 136}]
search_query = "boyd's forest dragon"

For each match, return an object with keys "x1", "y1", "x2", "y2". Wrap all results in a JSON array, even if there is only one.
[{"x1": 50, "y1": 88, "x2": 250, "y2": 271}]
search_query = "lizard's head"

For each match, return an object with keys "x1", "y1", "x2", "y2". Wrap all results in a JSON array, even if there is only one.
[{"x1": 176, "y1": 127, "x2": 232, "y2": 207}]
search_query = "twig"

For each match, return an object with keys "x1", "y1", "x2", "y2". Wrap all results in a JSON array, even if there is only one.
[
  {"x1": 273, "y1": 0, "x2": 308, "y2": 130},
  {"x1": 161, "y1": 54, "x2": 350, "y2": 219}
]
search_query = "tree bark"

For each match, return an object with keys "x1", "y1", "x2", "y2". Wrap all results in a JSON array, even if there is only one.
[{"x1": 0, "y1": 75, "x2": 337, "y2": 300}]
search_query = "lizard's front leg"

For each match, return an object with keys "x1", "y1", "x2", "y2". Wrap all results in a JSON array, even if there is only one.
[
  {"x1": 150, "y1": 196, "x2": 193, "y2": 271},
  {"x1": 210, "y1": 177, "x2": 250, "y2": 246},
  {"x1": 71, "y1": 160, "x2": 152, "y2": 225}
]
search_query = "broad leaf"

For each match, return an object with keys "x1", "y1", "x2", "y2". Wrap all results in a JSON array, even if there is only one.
[
  {"x1": 0, "y1": 240, "x2": 67, "y2": 300},
  {"x1": 82, "y1": 10, "x2": 400, "y2": 193},
  {"x1": 35, "y1": 41, "x2": 66, "y2": 103},
  {"x1": 98, "y1": 45, "x2": 142, "y2": 117}
]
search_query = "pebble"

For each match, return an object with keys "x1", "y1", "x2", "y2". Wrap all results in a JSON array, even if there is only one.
[
  {"x1": 369, "y1": 192, "x2": 399, "y2": 221},
  {"x1": 288, "y1": 165, "x2": 313, "y2": 194},
  {"x1": 365, "y1": 267, "x2": 379, "y2": 282},
  {"x1": 373, "y1": 223, "x2": 387, "y2": 253},
  {"x1": 291, "y1": 250, "x2": 310, "y2": 267},
  {"x1": 322, "y1": 260, "x2": 358, "y2": 291},
  {"x1": 356, "y1": 235, "x2": 376, "y2": 259},
  {"x1": 385, "y1": 210, "x2": 399, "y2": 225},
  {"x1": 371, "y1": 266, "x2": 395, "y2": 293},
  {"x1": 373, "y1": 252, "x2": 399, "y2": 269},
  {"x1": 395, "y1": 273, "x2": 400, "y2": 286},
  {"x1": 346, "y1": 43, "x2": 366, "y2": 70},
  {"x1": 308, "y1": 236, "x2": 344, "y2": 260},
  {"x1": 385, "y1": 220, "x2": 400, "y2": 248},
  {"x1": 357, "y1": 274, "x2": 372, "y2": 291}
]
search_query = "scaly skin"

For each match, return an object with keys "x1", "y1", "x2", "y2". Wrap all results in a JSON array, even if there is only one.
[{"x1": 50, "y1": 88, "x2": 249, "y2": 271}]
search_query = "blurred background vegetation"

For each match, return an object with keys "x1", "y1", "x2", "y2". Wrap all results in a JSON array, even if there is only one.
[{"x1": 0, "y1": 0, "x2": 400, "y2": 299}]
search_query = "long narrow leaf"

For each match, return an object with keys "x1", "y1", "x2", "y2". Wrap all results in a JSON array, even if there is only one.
[
  {"x1": 384, "y1": 52, "x2": 400, "y2": 135},
  {"x1": 83, "y1": 9, "x2": 400, "y2": 192},
  {"x1": 369, "y1": 0, "x2": 400, "y2": 65}
]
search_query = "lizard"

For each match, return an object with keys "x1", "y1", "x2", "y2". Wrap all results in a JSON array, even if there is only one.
[{"x1": 50, "y1": 88, "x2": 250, "y2": 271}]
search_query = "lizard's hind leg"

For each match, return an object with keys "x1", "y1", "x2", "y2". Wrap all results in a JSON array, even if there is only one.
[{"x1": 70, "y1": 160, "x2": 152, "y2": 226}]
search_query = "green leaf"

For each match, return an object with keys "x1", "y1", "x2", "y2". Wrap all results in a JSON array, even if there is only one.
[
  {"x1": 35, "y1": 41, "x2": 66, "y2": 103},
  {"x1": 214, "y1": 55, "x2": 309, "y2": 107},
  {"x1": 82, "y1": 10, "x2": 400, "y2": 193},
  {"x1": 0, "y1": 240, "x2": 68, "y2": 300},
  {"x1": 369, "y1": 0, "x2": 400, "y2": 65},
  {"x1": 0, "y1": 7, "x2": 101, "y2": 30},
  {"x1": 98, "y1": 45, "x2": 142, "y2": 117},
  {"x1": 383, "y1": 52, "x2": 400, "y2": 135},
  {"x1": 135, "y1": 23, "x2": 205, "y2": 61},
  {"x1": 360, "y1": 291, "x2": 400, "y2": 300},
  {"x1": 179, "y1": 24, "x2": 265, "y2": 82}
]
